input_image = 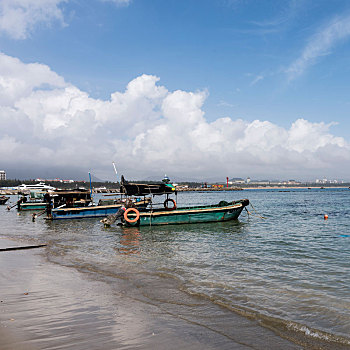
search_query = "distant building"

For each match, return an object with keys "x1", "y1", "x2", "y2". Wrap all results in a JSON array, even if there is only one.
[
  {"x1": 270, "y1": 180, "x2": 283, "y2": 185},
  {"x1": 250, "y1": 180, "x2": 270, "y2": 185},
  {"x1": 35, "y1": 177, "x2": 74, "y2": 183},
  {"x1": 287, "y1": 179, "x2": 301, "y2": 185},
  {"x1": 0, "y1": 170, "x2": 6, "y2": 180},
  {"x1": 246, "y1": 177, "x2": 251, "y2": 184},
  {"x1": 316, "y1": 177, "x2": 333, "y2": 184},
  {"x1": 228, "y1": 178, "x2": 245, "y2": 184}
]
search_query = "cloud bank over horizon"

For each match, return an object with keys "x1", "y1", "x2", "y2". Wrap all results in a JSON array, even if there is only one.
[{"x1": 0, "y1": 52, "x2": 349, "y2": 181}]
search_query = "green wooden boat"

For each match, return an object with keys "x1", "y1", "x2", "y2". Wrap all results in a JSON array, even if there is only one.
[{"x1": 123, "y1": 199, "x2": 249, "y2": 227}]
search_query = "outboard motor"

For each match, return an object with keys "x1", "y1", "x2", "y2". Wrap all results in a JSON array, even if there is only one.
[{"x1": 101, "y1": 207, "x2": 126, "y2": 227}]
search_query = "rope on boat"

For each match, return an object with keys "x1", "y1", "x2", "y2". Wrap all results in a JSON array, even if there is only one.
[
  {"x1": 147, "y1": 186, "x2": 153, "y2": 227},
  {"x1": 32, "y1": 209, "x2": 47, "y2": 222},
  {"x1": 6, "y1": 201, "x2": 19, "y2": 211},
  {"x1": 245, "y1": 202, "x2": 267, "y2": 220}
]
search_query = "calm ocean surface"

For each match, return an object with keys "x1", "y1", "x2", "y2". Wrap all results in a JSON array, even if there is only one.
[{"x1": 1, "y1": 188, "x2": 350, "y2": 348}]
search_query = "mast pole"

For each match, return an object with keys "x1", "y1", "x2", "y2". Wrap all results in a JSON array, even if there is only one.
[
  {"x1": 89, "y1": 172, "x2": 93, "y2": 196},
  {"x1": 112, "y1": 162, "x2": 118, "y2": 181}
]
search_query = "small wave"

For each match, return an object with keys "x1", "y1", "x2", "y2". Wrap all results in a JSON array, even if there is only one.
[
  {"x1": 286, "y1": 322, "x2": 350, "y2": 345},
  {"x1": 180, "y1": 285, "x2": 350, "y2": 349}
]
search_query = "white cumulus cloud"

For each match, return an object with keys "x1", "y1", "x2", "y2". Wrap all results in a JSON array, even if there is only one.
[
  {"x1": 0, "y1": 52, "x2": 349, "y2": 181},
  {"x1": 0, "y1": 0, "x2": 66, "y2": 39}
]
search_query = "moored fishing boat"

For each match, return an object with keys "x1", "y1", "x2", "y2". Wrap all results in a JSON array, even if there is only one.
[
  {"x1": 101, "y1": 176, "x2": 249, "y2": 227},
  {"x1": 45, "y1": 189, "x2": 151, "y2": 220},
  {"x1": 122, "y1": 200, "x2": 249, "y2": 226},
  {"x1": 14, "y1": 184, "x2": 58, "y2": 211},
  {"x1": 17, "y1": 188, "x2": 87, "y2": 211},
  {"x1": 19, "y1": 202, "x2": 47, "y2": 211},
  {"x1": 18, "y1": 189, "x2": 51, "y2": 211},
  {"x1": 47, "y1": 198, "x2": 151, "y2": 220}
]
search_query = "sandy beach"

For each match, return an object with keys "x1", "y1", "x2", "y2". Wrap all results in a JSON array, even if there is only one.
[{"x1": 0, "y1": 237, "x2": 303, "y2": 350}]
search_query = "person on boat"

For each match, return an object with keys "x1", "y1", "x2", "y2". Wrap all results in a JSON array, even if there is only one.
[
  {"x1": 66, "y1": 197, "x2": 73, "y2": 208},
  {"x1": 16, "y1": 195, "x2": 27, "y2": 210},
  {"x1": 126, "y1": 199, "x2": 135, "y2": 208},
  {"x1": 44, "y1": 192, "x2": 53, "y2": 218}
]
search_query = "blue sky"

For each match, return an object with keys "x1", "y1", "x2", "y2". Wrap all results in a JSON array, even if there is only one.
[{"x1": 1, "y1": 0, "x2": 350, "y2": 180}]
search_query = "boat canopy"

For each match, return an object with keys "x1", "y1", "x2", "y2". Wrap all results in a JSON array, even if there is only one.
[
  {"x1": 45, "y1": 189, "x2": 92, "y2": 209},
  {"x1": 120, "y1": 176, "x2": 176, "y2": 196},
  {"x1": 48, "y1": 189, "x2": 90, "y2": 196}
]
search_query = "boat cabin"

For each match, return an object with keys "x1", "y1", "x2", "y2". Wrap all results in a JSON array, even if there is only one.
[{"x1": 46, "y1": 189, "x2": 92, "y2": 209}]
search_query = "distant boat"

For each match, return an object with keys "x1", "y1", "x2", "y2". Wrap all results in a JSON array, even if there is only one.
[
  {"x1": 19, "y1": 201, "x2": 47, "y2": 211},
  {"x1": 18, "y1": 188, "x2": 61, "y2": 211},
  {"x1": 0, "y1": 196, "x2": 9, "y2": 205},
  {"x1": 17, "y1": 188, "x2": 86, "y2": 211},
  {"x1": 101, "y1": 176, "x2": 249, "y2": 227},
  {"x1": 17, "y1": 182, "x2": 57, "y2": 191}
]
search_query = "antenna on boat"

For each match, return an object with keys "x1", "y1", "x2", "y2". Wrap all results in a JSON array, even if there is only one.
[{"x1": 112, "y1": 162, "x2": 118, "y2": 182}]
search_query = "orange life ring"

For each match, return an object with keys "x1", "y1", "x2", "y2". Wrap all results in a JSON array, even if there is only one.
[
  {"x1": 164, "y1": 198, "x2": 177, "y2": 210},
  {"x1": 123, "y1": 208, "x2": 140, "y2": 223}
]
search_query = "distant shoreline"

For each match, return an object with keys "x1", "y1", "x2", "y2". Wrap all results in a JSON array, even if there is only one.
[
  {"x1": 1, "y1": 185, "x2": 349, "y2": 195},
  {"x1": 176, "y1": 185, "x2": 350, "y2": 191},
  {"x1": 241, "y1": 186, "x2": 350, "y2": 190}
]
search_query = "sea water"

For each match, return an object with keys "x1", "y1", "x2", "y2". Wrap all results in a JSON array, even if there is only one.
[{"x1": 1, "y1": 188, "x2": 349, "y2": 348}]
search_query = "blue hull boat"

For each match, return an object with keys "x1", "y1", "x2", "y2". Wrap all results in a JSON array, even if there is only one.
[{"x1": 47, "y1": 199, "x2": 150, "y2": 220}]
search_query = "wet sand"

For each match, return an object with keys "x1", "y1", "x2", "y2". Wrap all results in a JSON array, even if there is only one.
[{"x1": 0, "y1": 237, "x2": 302, "y2": 350}]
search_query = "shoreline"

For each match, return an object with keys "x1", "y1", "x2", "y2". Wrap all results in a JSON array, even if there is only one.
[
  {"x1": 1, "y1": 186, "x2": 349, "y2": 196},
  {"x1": 0, "y1": 236, "x2": 302, "y2": 350},
  {"x1": 241, "y1": 186, "x2": 350, "y2": 190}
]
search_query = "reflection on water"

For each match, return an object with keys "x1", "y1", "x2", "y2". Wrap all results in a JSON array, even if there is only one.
[{"x1": 118, "y1": 227, "x2": 142, "y2": 255}]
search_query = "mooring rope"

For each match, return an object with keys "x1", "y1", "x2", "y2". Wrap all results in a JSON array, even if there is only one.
[{"x1": 245, "y1": 202, "x2": 267, "y2": 220}]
